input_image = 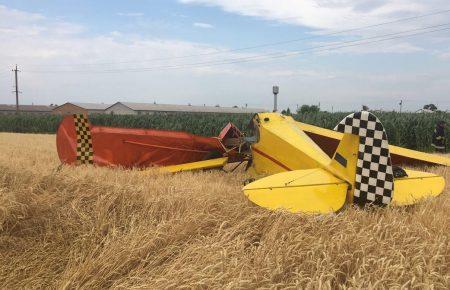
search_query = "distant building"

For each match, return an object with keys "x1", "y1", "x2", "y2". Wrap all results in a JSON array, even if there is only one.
[
  {"x1": 52, "y1": 102, "x2": 111, "y2": 115},
  {"x1": 0, "y1": 101, "x2": 265, "y2": 115},
  {"x1": 0, "y1": 104, "x2": 53, "y2": 114},
  {"x1": 416, "y1": 108, "x2": 435, "y2": 113},
  {"x1": 105, "y1": 102, "x2": 265, "y2": 115}
]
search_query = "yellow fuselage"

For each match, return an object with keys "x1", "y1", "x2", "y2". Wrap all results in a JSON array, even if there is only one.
[{"x1": 249, "y1": 113, "x2": 332, "y2": 176}]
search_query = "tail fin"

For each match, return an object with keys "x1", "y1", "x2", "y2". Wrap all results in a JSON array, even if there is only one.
[{"x1": 332, "y1": 111, "x2": 394, "y2": 207}]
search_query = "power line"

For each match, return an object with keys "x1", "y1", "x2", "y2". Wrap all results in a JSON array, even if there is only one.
[
  {"x1": 23, "y1": 8, "x2": 450, "y2": 68},
  {"x1": 118, "y1": 23, "x2": 450, "y2": 72},
  {"x1": 25, "y1": 23, "x2": 450, "y2": 74},
  {"x1": 26, "y1": 25, "x2": 450, "y2": 73},
  {"x1": 141, "y1": 26, "x2": 450, "y2": 72}
]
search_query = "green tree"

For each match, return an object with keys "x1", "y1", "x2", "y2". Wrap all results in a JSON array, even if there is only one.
[
  {"x1": 281, "y1": 107, "x2": 292, "y2": 116},
  {"x1": 423, "y1": 104, "x2": 438, "y2": 111},
  {"x1": 297, "y1": 105, "x2": 320, "y2": 114}
]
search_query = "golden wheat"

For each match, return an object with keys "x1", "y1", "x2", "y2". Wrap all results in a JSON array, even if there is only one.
[{"x1": 0, "y1": 132, "x2": 448, "y2": 289}]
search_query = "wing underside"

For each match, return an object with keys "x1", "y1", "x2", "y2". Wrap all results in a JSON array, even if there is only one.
[{"x1": 56, "y1": 114, "x2": 242, "y2": 168}]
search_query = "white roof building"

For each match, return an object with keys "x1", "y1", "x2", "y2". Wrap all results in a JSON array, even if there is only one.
[
  {"x1": 52, "y1": 102, "x2": 112, "y2": 115},
  {"x1": 105, "y1": 102, "x2": 265, "y2": 115},
  {"x1": 70, "y1": 102, "x2": 112, "y2": 110}
]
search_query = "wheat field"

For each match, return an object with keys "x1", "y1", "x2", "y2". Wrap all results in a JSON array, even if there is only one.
[{"x1": 0, "y1": 132, "x2": 448, "y2": 289}]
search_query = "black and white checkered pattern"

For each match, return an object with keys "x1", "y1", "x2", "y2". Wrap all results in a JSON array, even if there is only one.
[
  {"x1": 73, "y1": 114, "x2": 94, "y2": 164},
  {"x1": 334, "y1": 111, "x2": 394, "y2": 206}
]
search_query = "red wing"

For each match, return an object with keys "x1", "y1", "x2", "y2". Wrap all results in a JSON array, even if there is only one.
[{"x1": 56, "y1": 114, "x2": 226, "y2": 168}]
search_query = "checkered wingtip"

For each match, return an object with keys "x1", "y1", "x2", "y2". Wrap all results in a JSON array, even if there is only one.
[
  {"x1": 73, "y1": 114, "x2": 94, "y2": 164},
  {"x1": 334, "y1": 111, "x2": 394, "y2": 206}
]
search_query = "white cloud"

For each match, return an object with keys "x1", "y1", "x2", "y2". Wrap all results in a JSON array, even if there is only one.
[
  {"x1": 436, "y1": 50, "x2": 450, "y2": 60},
  {"x1": 0, "y1": 4, "x2": 45, "y2": 23},
  {"x1": 179, "y1": 0, "x2": 447, "y2": 30},
  {"x1": 0, "y1": 5, "x2": 84, "y2": 37},
  {"x1": 193, "y1": 22, "x2": 214, "y2": 29},
  {"x1": 179, "y1": 0, "x2": 450, "y2": 55},
  {"x1": 116, "y1": 12, "x2": 144, "y2": 17},
  {"x1": 109, "y1": 31, "x2": 122, "y2": 37}
]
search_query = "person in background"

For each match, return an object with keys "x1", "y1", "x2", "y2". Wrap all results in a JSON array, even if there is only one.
[{"x1": 431, "y1": 120, "x2": 446, "y2": 153}]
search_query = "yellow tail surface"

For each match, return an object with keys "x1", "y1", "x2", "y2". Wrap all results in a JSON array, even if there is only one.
[
  {"x1": 243, "y1": 168, "x2": 348, "y2": 214},
  {"x1": 327, "y1": 133, "x2": 360, "y2": 204},
  {"x1": 244, "y1": 112, "x2": 446, "y2": 214},
  {"x1": 392, "y1": 169, "x2": 445, "y2": 206}
]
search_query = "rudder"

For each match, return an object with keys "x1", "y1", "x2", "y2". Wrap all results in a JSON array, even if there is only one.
[{"x1": 334, "y1": 111, "x2": 394, "y2": 207}]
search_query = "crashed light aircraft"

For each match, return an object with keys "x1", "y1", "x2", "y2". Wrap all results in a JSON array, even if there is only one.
[{"x1": 56, "y1": 111, "x2": 449, "y2": 214}]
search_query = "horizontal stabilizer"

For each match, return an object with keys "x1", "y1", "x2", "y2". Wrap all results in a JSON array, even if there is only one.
[
  {"x1": 392, "y1": 169, "x2": 445, "y2": 206},
  {"x1": 243, "y1": 169, "x2": 348, "y2": 214}
]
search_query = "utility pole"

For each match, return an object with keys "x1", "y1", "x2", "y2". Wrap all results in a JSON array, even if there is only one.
[
  {"x1": 12, "y1": 65, "x2": 20, "y2": 114},
  {"x1": 399, "y1": 100, "x2": 403, "y2": 113}
]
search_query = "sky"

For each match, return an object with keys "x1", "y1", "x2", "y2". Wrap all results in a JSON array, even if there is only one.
[{"x1": 0, "y1": 0, "x2": 449, "y2": 111}]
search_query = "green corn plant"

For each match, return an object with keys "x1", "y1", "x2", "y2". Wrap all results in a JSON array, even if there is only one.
[{"x1": 0, "y1": 111, "x2": 448, "y2": 152}]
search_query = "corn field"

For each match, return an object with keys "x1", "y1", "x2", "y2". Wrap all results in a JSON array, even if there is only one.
[
  {"x1": 0, "y1": 111, "x2": 448, "y2": 151},
  {"x1": 0, "y1": 113, "x2": 252, "y2": 136}
]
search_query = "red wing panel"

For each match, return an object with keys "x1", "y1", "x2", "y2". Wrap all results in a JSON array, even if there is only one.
[{"x1": 56, "y1": 115, "x2": 225, "y2": 168}]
